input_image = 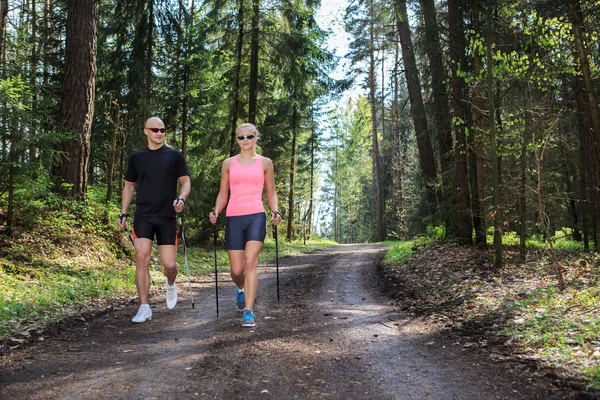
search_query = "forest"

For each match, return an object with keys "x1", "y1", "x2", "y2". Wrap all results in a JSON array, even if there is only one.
[{"x1": 0, "y1": 0, "x2": 599, "y2": 264}]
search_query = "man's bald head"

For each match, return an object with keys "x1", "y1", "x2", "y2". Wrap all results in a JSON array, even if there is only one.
[{"x1": 145, "y1": 117, "x2": 164, "y2": 128}]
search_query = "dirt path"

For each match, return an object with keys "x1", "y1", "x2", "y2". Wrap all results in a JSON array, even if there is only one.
[{"x1": 0, "y1": 244, "x2": 579, "y2": 399}]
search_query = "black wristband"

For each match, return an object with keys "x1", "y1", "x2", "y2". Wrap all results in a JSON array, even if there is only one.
[
  {"x1": 119, "y1": 213, "x2": 129, "y2": 221},
  {"x1": 272, "y1": 211, "x2": 282, "y2": 218},
  {"x1": 176, "y1": 197, "x2": 185, "y2": 204}
]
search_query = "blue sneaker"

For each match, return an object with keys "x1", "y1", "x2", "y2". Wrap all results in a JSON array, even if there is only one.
[
  {"x1": 242, "y1": 310, "x2": 256, "y2": 327},
  {"x1": 236, "y1": 288, "x2": 245, "y2": 311}
]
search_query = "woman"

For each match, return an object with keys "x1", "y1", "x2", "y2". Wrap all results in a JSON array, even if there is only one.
[{"x1": 209, "y1": 123, "x2": 282, "y2": 327}]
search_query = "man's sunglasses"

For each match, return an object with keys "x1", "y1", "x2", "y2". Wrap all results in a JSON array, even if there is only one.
[
  {"x1": 146, "y1": 127, "x2": 166, "y2": 133},
  {"x1": 237, "y1": 134, "x2": 256, "y2": 141}
]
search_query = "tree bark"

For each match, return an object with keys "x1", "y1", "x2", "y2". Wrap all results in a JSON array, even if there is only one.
[
  {"x1": 396, "y1": 0, "x2": 438, "y2": 219},
  {"x1": 448, "y1": 0, "x2": 472, "y2": 245},
  {"x1": 486, "y1": 13, "x2": 502, "y2": 268},
  {"x1": 106, "y1": 100, "x2": 120, "y2": 209},
  {"x1": 420, "y1": 0, "x2": 455, "y2": 235},
  {"x1": 230, "y1": 0, "x2": 245, "y2": 156},
  {"x1": 369, "y1": 0, "x2": 384, "y2": 241},
  {"x1": 54, "y1": 0, "x2": 99, "y2": 198},
  {"x1": 248, "y1": 0, "x2": 259, "y2": 124},
  {"x1": 287, "y1": 107, "x2": 298, "y2": 241},
  {"x1": 145, "y1": 0, "x2": 153, "y2": 105},
  {"x1": 568, "y1": 0, "x2": 600, "y2": 252},
  {"x1": 0, "y1": 0, "x2": 7, "y2": 63},
  {"x1": 392, "y1": 5, "x2": 404, "y2": 237},
  {"x1": 471, "y1": 0, "x2": 486, "y2": 247}
]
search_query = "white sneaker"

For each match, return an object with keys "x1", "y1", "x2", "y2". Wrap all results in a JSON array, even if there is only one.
[
  {"x1": 166, "y1": 280, "x2": 177, "y2": 309},
  {"x1": 132, "y1": 305, "x2": 152, "y2": 323}
]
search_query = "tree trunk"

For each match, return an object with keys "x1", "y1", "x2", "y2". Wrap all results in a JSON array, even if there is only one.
[
  {"x1": 392, "y1": 7, "x2": 404, "y2": 238},
  {"x1": 145, "y1": 0, "x2": 153, "y2": 105},
  {"x1": 486, "y1": 14, "x2": 502, "y2": 268},
  {"x1": 29, "y1": 0, "x2": 39, "y2": 162},
  {"x1": 106, "y1": 100, "x2": 120, "y2": 210},
  {"x1": 248, "y1": 0, "x2": 259, "y2": 124},
  {"x1": 519, "y1": 80, "x2": 532, "y2": 261},
  {"x1": 568, "y1": 0, "x2": 600, "y2": 252},
  {"x1": 54, "y1": 0, "x2": 99, "y2": 199},
  {"x1": 230, "y1": 0, "x2": 244, "y2": 156},
  {"x1": 396, "y1": 0, "x2": 438, "y2": 219},
  {"x1": 307, "y1": 111, "x2": 316, "y2": 240},
  {"x1": 448, "y1": 0, "x2": 472, "y2": 245},
  {"x1": 7, "y1": 128, "x2": 16, "y2": 237},
  {"x1": 369, "y1": 0, "x2": 384, "y2": 241},
  {"x1": 471, "y1": 0, "x2": 486, "y2": 247},
  {"x1": 0, "y1": 0, "x2": 7, "y2": 63},
  {"x1": 181, "y1": 66, "x2": 189, "y2": 156},
  {"x1": 287, "y1": 107, "x2": 298, "y2": 242},
  {"x1": 420, "y1": 0, "x2": 455, "y2": 236},
  {"x1": 578, "y1": 134, "x2": 590, "y2": 251}
]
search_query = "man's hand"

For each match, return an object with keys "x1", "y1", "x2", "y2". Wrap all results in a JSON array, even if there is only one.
[
  {"x1": 173, "y1": 197, "x2": 185, "y2": 213},
  {"x1": 117, "y1": 213, "x2": 129, "y2": 229}
]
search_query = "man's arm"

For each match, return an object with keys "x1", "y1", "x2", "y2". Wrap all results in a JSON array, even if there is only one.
[
  {"x1": 118, "y1": 180, "x2": 136, "y2": 228},
  {"x1": 173, "y1": 175, "x2": 191, "y2": 213}
]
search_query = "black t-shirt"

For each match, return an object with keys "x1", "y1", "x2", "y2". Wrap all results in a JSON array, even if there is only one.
[{"x1": 125, "y1": 145, "x2": 190, "y2": 218}]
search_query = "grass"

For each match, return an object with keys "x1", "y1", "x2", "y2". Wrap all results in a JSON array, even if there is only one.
[{"x1": 383, "y1": 236, "x2": 433, "y2": 264}]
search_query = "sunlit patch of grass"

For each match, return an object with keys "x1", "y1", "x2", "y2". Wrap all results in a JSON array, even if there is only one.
[
  {"x1": 383, "y1": 237, "x2": 432, "y2": 265},
  {"x1": 0, "y1": 260, "x2": 135, "y2": 339},
  {"x1": 501, "y1": 282, "x2": 600, "y2": 385}
]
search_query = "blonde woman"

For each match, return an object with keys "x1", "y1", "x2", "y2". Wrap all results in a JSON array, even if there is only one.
[{"x1": 209, "y1": 123, "x2": 281, "y2": 327}]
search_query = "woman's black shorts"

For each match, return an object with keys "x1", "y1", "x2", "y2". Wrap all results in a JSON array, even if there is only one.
[
  {"x1": 133, "y1": 215, "x2": 178, "y2": 246},
  {"x1": 226, "y1": 212, "x2": 267, "y2": 250}
]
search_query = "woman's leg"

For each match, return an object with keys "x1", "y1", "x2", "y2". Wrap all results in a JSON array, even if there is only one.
[
  {"x1": 242, "y1": 240, "x2": 263, "y2": 310},
  {"x1": 228, "y1": 250, "x2": 246, "y2": 289}
]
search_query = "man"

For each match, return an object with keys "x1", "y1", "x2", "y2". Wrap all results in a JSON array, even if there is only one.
[{"x1": 117, "y1": 117, "x2": 191, "y2": 323}]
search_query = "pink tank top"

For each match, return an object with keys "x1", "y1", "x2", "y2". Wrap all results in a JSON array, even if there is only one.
[{"x1": 226, "y1": 155, "x2": 265, "y2": 216}]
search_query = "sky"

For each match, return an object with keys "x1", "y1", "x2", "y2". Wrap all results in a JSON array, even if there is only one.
[{"x1": 315, "y1": 0, "x2": 352, "y2": 82}]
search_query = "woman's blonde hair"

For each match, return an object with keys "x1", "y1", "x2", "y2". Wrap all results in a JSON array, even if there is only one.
[{"x1": 235, "y1": 123, "x2": 260, "y2": 138}]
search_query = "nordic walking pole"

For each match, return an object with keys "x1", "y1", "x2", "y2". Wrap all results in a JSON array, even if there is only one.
[
  {"x1": 213, "y1": 224, "x2": 219, "y2": 317},
  {"x1": 178, "y1": 215, "x2": 195, "y2": 309},
  {"x1": 274, "y1": 223, "x2": 280, "y2": 304}
]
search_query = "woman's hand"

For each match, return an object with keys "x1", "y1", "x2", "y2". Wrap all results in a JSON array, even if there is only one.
[
  {"x1": 209, "y1": 210, "x2": 218, "y2": 225},
  {"x1": 271, "y1": 211, "x2": 282, "y2": 226}
]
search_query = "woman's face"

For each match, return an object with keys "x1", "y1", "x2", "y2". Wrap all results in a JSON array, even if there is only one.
[{"x1": 236, "y1": 128, "x2": 258, "y2": 149}]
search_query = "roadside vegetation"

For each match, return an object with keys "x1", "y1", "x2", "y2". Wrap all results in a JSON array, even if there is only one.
[
  {"x1": 383, "y1": 232, "x2": 600, "y2": 391},
  {"x1": 0, "y1": 191, "x2": 336, "y2": 346}
]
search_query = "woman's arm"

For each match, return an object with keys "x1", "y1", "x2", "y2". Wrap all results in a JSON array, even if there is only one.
[
  {"x1": 264, "y1": 157, "x2": 281, "y2": 225},
  {"x1": 209, "y1": 158, "x2": 231, "y2": 223}
]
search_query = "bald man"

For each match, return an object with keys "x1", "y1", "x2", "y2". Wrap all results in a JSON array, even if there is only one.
[{"x1": 117, "y1": 117, "x2": 191, "y2": 323}]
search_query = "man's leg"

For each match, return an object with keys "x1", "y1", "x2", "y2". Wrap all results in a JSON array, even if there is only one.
[
  {"x1": 158, "y1": 245, "x2": 179, "y2": 285},
  {"x1": 134, "y1": 238, "x2": 153, "y2": 304},
  {"x1": 159, "y1": 245, "x2": 179, "y2": 309}
]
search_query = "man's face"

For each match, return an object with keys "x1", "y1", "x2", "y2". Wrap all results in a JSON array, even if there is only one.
[{"x1": 144, "y1": 123, "x2": 166, "y2": 145}]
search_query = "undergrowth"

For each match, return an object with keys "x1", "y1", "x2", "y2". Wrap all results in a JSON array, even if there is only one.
[{"x1": 383, "y1": 235, "x2": 600, "y2": 392}]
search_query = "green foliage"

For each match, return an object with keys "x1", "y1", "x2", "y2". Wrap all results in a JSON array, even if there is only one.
[
  {"x1": 502, "y1": 283, "x2": 600, "y2": 382},
  {"x1": 384, "y1": 237, "x2": 433, "y2": 265},
  {"x1": 499, "y1": 231, "x2": 587, "y2": 251}
]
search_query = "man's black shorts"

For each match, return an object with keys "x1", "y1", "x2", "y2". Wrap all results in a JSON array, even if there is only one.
[{"x1": 133, "y1": 215, "x2": 178, "y2": 246}]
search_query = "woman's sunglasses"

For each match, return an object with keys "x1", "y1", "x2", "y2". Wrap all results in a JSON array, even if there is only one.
[
  {"x1": 146, "y1": 127, "x2": 166, "y2": 133},
  {"x1": 237, "y1": 134, "x2": 256, "y2": 141}
]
